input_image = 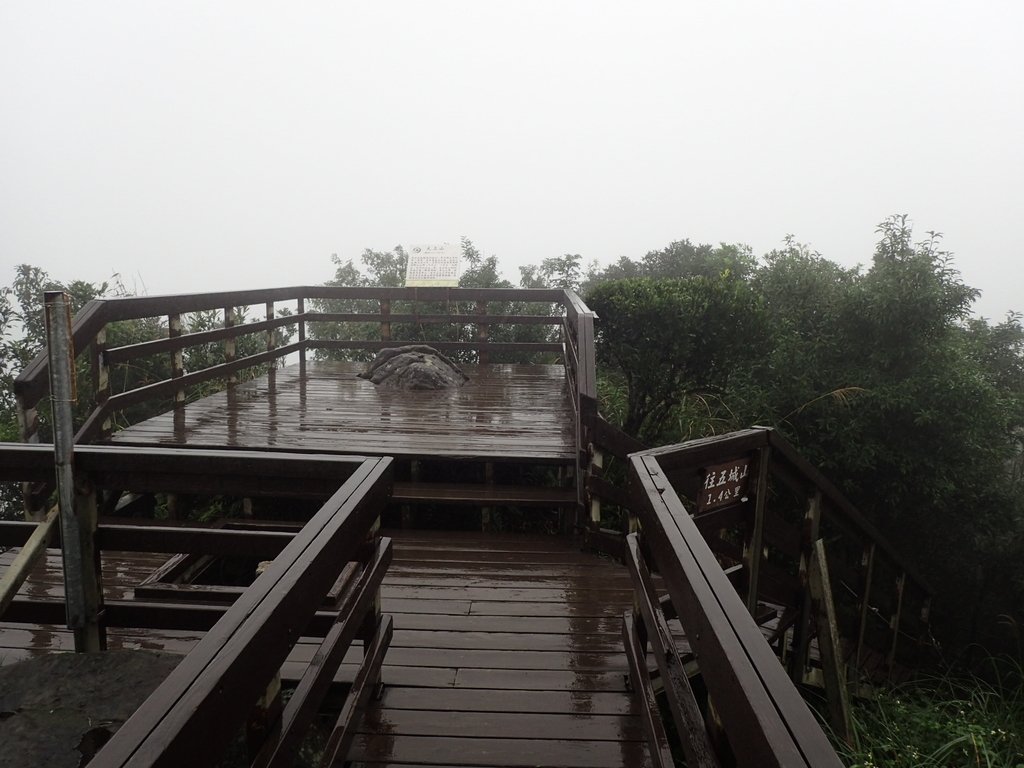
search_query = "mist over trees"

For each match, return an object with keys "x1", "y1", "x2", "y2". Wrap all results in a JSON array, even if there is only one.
[{"x1": 2, "y1": 217, "x2": 1022, "y2": 655}]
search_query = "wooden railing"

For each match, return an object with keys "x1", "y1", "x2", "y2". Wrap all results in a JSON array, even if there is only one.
[
  {"x1": 623, "y1": 428, "x2": 935, "y2": 765},
  {"x1": 581, "y1": 415, "x2": 646, "y2": 556},
  {"x1": 13, "y1": 286, "x2": 599, "y2": 518},
  {"x1": 0, "y1": 444, "x2": 394, "y2": 767},
  {"x1": 14, "y1": 286, "x2": 592, "y2": 442}
]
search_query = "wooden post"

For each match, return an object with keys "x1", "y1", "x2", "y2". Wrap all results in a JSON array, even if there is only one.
[
  {"x1": 809, "y1": 539, "x2": 853, "y2": 745},
  {"x1": 476, "y1": 299, "x2": 489, "y2": 364},
  {"x1": 169, "y1": 313, "x2": 185, "y2": 443},
  {"x1": 16, "y1": 393, "x2": 45, "y2": 521},
  {"x1": 265, "y1": 302, "x2": 275, "y2": 352},
  {"x1": 265, "y1": 301, "x2": 276, "y2": 386},
  {"x1": 589, "y1": 447, "x2": 604, "y2": 529},
  {"x1": 402, "y1": 461, "x2": 418, "y2": 529},
  {"x1": 15, "y1": 393, "x2": 39, "y2": 446},
  {"x1": 297, "y1": 297, "x2": 307, "y2": 375},
  {"x1": 482, "y1": 461, "x2": 495, "y2": 532},
  {"x1": 853, "y1": 542, "x2": 876, "y2": 673},
  {"x1": 380, "y1": 299, "x2": 391, "y2": 343},
  {"x1": 247, "y1": 559, "x2": 282, "y2": 759},
  {"x1": 359, "y1": 516, "x2": 384, "y2": 647},
  {"x1": 918, "y1": 595, "x2": 932, "y2": 653},
  {"x1": 743, "y1": 447, "x2": 771, "y2": 615},
  {"x1": 73, "y1": 476, "x2": 105, "y2": 652},
  {"x1": 168, "y1": 313, "x2": 184, "y2": 406},
  {"x1": 791, "y1": 490, "x2": 822, "y2": 683},
  {"x1": 887, "y1": 571, "x2": 906, "y2": 678},
  {"x1": 0, "y1": 506, "x2": 58, "y2": 616},
  {"x1": 92, "y1": 326, "x2": 111, "y2": 439},
  {"x1": 224, "y1": 306, "x2": 238, "y2": 387},
  {"x1": 44, "y1": 291, "x2": 104, "y2": 653}
]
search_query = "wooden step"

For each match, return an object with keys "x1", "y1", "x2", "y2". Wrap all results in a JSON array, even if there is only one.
[{"x1": 391, "y1": 482, "x2": 577, "y2": 507}]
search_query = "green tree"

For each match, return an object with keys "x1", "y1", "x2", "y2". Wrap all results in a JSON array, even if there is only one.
[{"x1": 587, "y1": 274, "x2": 764, "y2": 439}]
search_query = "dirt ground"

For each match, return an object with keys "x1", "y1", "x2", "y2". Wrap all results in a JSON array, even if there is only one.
[{"x1": 0, "y1": 650, "x2": 181, "y2": 768}]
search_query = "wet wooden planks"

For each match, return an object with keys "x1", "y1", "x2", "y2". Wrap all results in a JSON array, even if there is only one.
[
  {"x1": 346, "y1": 531, "x2": 650, "y2": 768},
  {"x1": 109, "y1": 362, "x2": 576, "y2": 462},
  {"x1": 1, "y1": 531, "x2": 651, "y2": 767}
]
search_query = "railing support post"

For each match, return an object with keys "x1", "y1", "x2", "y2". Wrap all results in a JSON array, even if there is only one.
[
  {"x1": 791, "y1": 490, "x2": 822, "y2": 683},
  {"x1": 743, "y1": 446, "x2": 771, "y2": 615},
  {"x1": 16, "y1": 393, "x2": 45, "y2": 521},
  {"x1": 92, "y1": 326, "x2": 111, "y2": 439},
  {"x1": 169, "y1": 312, "x2": 185, "y2": 438},
  {"x1": 44, "y1": 290, "x2": 104, "y2": 653},
  {"x1": 265, "y1": 302, "x2": 275, "y2": 352},
  {"x1": 854, "y1": 542, "x2": 876, "y2": 673},
  {"x1": 380, "y1": 298, "x2": 391, "y2": 343},
  {"x1": 476, "y1": 299, "x2": 489, "y2": 364},
  {"x1": 224, "y1": 306, "x2": 238, "y2": 387},
  {"x1": 887, "y1": 571, "x2": 906, "y2": 678},
  {"x1": 265, "y1": 301, "x2": 276, "y2": 385},
  {"x1": 297, "y1": 297, "x2": 307, "y2": 375},
  {"x1": 809, "y1": 539, "x2": 853, "y2": 744},
  {"x1": 589, "y1": 447, "x2": 604, "y2": 529}
]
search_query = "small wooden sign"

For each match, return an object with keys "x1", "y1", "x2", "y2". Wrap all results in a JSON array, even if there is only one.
[{"x1": 697, "y1": 457, "x2": 752, "y2": 512}]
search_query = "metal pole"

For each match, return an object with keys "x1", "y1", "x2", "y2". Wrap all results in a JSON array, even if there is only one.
[{"x1": 44, "y1": 290, "x2": 103, "y2": 652}]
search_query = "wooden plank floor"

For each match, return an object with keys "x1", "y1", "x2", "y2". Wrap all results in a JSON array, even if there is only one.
[
  {"x1": 349, "y1": 531, "x2": 649, "y2": 768},
  {"x1": 1, "y1": 530, "x2": 651, "y2": 767},
  {"x1": 109, "y1": 362, "x2": 577, "y2": 463}
]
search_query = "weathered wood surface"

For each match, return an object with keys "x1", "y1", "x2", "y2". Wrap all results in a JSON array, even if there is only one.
[
  {"x1": 2, "y1": 530, "x2": 652, "y2": 767},
  {"x1": 109, "y1": 362, "x2": 576, "y2": 463}
]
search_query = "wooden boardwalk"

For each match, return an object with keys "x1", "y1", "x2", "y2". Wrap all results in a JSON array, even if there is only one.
[
  {"x1": 110, "y1": 362, "x2": 577, "y2": 463},
  {"x1": 1, "y1": 530, "x2": 651, "y2": 767}
]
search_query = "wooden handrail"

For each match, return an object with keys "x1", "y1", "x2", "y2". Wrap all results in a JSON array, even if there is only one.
[
  {"x1": 0, "y1": 444, "x2": 395, "y2": 764},
  {"x1": 91, "y1": 455, "x2": 393, "y2": 767},
  {"x1": 623, "y1": 427, "x2": 935, "y2": 761},
  {"x1": 629, "y1": 452, "x2": 844, "y2": 767},
  {"x1": 646, "y1": 427, "x2": 931, "y2": 593}
]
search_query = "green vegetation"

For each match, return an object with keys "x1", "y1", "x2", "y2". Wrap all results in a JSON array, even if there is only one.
[
  {"x1": 831, "y1": 662, "x2": 1024, "y2": 767},
  {"x1": 0, "y1": 264, "x2": 289, "y2": 519},
  {"x1": 588, "y1": 220, "x2": 1024, "y2": 659}
]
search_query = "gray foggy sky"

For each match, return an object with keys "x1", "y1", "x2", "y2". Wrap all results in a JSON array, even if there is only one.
[{"x1": 1, "y1": 1, "x2": 1021, "y2": 320}]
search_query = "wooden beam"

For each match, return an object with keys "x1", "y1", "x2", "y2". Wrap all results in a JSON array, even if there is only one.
[
  {"x1": 808, "y1": 539, "x2": 853, "y2": 745},
  {"x1": 625, "y1": 534, "x2": 720, "y2": 768},
  {"x1": 0, "y1": 506, "x2": 58, "y2": 617},
  {"x1": 319, "y1": 614, "x2": 394, "y2": 768},
  {"x1": 792, "y1": 490, "x2": 822, "y2": 684},
  {"x1": 92, "y1": 457, "x2": 392, "y2": 767},
  {"x1": 622, "y1": 609, "x2": 676, "y2": 768},
  {"x1": 629, "y1": 453, "x2": 843, "y2": 767},
  {"x1": 744, "y1": 447, "x2": 771, "y2": 615}
]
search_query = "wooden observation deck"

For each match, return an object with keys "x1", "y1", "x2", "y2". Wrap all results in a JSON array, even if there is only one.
[{"x1": 0, "y1": 287, "x2": 933, "y2": 767}]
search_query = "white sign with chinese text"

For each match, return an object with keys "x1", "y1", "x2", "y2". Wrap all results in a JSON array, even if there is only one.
[{"x1": 405, "y1": 243, "x2": 461, "y2": 287}]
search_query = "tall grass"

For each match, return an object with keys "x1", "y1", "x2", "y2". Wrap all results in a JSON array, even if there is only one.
[{"x1": 835, "y1": 659, "x2": 1024, "y2": 768}]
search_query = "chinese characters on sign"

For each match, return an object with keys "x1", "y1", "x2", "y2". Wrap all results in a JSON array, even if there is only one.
[
  {"x1": 697, "y1": 457, "x2": 752, "y2": 513},
  {"x1": 404, "y1": 243, "x2": 460, "y2": 287}
]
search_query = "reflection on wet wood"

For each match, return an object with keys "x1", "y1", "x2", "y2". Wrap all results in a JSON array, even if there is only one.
[
  {"x1": 110, "y1": 362, "x2": 576, "y2": 462},
  {"x1": 2, "y1": 530, "x2": 651, "y2": 767}
]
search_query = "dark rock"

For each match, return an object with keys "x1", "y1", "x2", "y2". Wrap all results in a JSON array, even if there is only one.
[
  {"x1": 358, "y1": 345, "x2": 469, "y2": 390},
  {"x1": 0, "y1": 650, "x2": 181, "y2": 768}
]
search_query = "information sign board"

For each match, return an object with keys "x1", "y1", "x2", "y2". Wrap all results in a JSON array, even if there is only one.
[{"x1": 405, "y1": 243, "x2": 460, "y2": 287}]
